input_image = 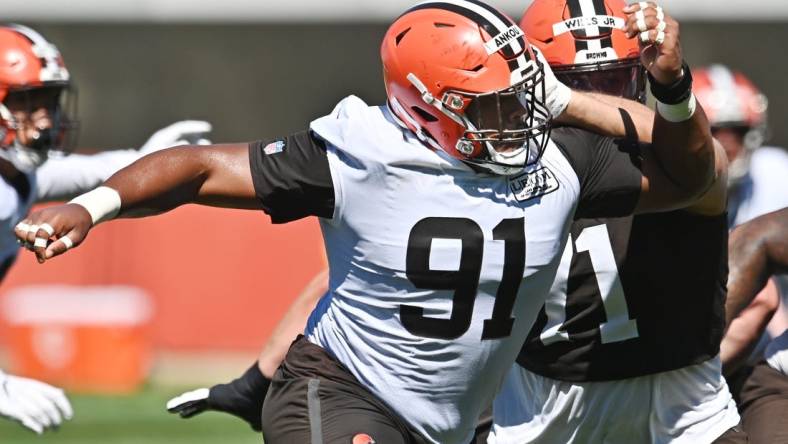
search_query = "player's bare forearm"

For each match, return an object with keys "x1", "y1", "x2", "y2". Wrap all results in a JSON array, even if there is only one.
[
  {"x1": 105, "y1": 144, "x2": 260, "y2": 218},
  {"x1": 14, "y1": 143, "x2": 260, "y2": 263},
  {"x1": 257, "y1": 269, "x2": 329, "y2": 377},
  {"x1": 726, "y1": 207, "x2": 788, "y2": 324},
  {"x1": 558, "y1": 92, "x2": 654, "y2": 143},
  {"x1": 650, "y1": 104, "x2": 715, "y2": 198},
  {"x1": 721, "y1": 280, "x2": 780, "y2": 376}
]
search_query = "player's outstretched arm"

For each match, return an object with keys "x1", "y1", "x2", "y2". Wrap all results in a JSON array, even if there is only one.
[
  {"x1": 166, "y1": 269, "x2": 329, "y2": 431},
  {"x1": 15, "y1": 143, "x2": 259, "y2": 263}
]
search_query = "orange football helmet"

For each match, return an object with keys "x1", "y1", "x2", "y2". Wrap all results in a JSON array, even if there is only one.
[
  {"x1": 0, "y1": 24, "x2": 77, "y2": 171},
  {"x1": 520, "y1": 0, "x2": 646, "y2": 103},
  {"x1": 693, "y1": 64, "x2": 768, "y2": 182},
  {"x1": 381, "y1": 0, "x2": 551, "y2": 175},
  {"x1": 693, "y1": 65, "x2": 767, "y2": 138}
]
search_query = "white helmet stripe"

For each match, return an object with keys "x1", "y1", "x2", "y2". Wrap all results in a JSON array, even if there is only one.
[
  {"x1": 3, "y1": 23, "x2": 69, "y2": 82},
  {"x1": 707, "y1": 64, "x2": 746, "y2": 123}
]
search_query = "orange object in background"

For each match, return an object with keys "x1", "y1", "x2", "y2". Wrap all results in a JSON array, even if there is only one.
[
  {"x1": 1, "y1": 286, "x2": 152, "y2": 393},
  {"x1": 0, "y1": 205, "x2": 326, "y2": 352}
]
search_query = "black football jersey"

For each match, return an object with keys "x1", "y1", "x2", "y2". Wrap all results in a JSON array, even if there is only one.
[{"x1": 517, "y1": 209, "x2": 728, "y2": 381}]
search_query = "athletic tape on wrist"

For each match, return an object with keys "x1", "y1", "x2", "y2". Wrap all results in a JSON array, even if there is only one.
[
  {"x1": 69, "y1": 186, "x2": 121, "y2": 225},
  {"x1": 657, "y1": 94, "x2": 697, "y2": 123}
]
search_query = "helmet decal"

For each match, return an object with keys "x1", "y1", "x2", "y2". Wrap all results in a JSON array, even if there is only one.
[
  {"x1": 564, "y1": 0, "x2": 615, "y2": 58},
  {"x1": 405, "y1": 0, "x2": 534, "y2": 84}
]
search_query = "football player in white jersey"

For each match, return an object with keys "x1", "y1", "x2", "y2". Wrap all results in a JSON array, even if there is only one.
[
  {"x1": 14, "y1": 0, "x2": 719, "y2": 442},
  {"x1": 0, "y1": 23, "x2": 210, "y2": 434}
]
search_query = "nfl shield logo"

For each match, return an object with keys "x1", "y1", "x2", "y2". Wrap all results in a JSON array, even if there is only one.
[{"x1": 263, "y1": 140, "x2": 285, "y2": 155}]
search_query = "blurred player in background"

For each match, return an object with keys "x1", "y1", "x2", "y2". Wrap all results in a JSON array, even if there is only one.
[
  {"x1": 14, "y1": 0, "x2": 718, "y2": 440},
  {"x1": 692, "y1": 65, "x2": 788, "y2": 227},
  {"x1": 484, "y1": 1, "x2": 742, "y2": 443},
  {"x1": 719, "y1": 207, "x2": 788, "y2": 444},
  {"x1": 0, "y1": 23, "x2": 211, "y2": 434},
  {"x1": 698, "y1": 63, "x2": 788, "y2": 443}
]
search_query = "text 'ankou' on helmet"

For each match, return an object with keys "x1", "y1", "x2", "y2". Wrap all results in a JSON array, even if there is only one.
[{"x1": 381, "y1": 0, "x2": 552, "y2": 176}]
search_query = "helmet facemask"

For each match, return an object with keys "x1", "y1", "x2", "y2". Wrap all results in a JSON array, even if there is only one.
[
  {"x1": 0, "y1": 83, "x2": 79, "y2": 173},
  {"x1": 407, "y1": 59, "x2": 552, "y2": 176}
]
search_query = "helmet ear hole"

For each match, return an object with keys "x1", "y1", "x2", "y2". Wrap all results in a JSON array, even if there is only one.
[
  {"x1": 395, "y1": 28, "x2": 411, "y2": 45},
  {"x1": 411, "y1": 106, "x2": 439, "y2": 123}
]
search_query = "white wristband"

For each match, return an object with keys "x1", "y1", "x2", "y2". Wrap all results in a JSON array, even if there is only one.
[
  {"x1": 69, "y1": 186, "x2": 121, "y2": 225},
  {"x1": 656, "y1": 94, "x2": 697, "y2": 123}
]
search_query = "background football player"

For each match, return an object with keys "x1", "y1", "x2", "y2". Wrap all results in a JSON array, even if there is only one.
[
  {"x1": 0, "y1": 23, "x2": 211, "y2": 434},
  {"x1": 697, "y1": 64, "x2": 788, "y2": 444},
  {"x1": 486, "y1": 1, "x2": 742, "y2": 443},
  {"x1": 718, "y1": 207, "x2": 788, "y2": 444},
  {"x1": 14, "y1": 0, "x2": 717, "y2": 441}
]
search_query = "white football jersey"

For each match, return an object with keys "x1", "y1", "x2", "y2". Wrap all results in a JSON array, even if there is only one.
[
  {"x1": 303, "y1": 96, "x2": 619, "y2": 443},
  {"x1": 1, "y1": 149, "x2": 146, "y2": 279},
  {"x1": 730, "y1": 146, "x2": 788, "y2": 227},
  {"x1": 0, "y1": 172, "x2": 36, "y2": 275}
]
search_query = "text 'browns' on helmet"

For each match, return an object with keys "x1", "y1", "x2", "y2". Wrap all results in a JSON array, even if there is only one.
[
  {"x1": 521, "y1": 0, "x2": 647, "y2": 103},
  {"x1": 381, "y1": 0, "x2": 552, "y2": 176}
]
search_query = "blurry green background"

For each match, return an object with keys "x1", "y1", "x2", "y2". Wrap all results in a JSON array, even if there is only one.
[{"x1": 0, "y1": 386, "x2": 260, "y2": 443}]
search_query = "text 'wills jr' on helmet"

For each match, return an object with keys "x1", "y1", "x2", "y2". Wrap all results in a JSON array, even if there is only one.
[
  {"x1": 521, "y1": 0, "x2": 646, "y2": 103},
  {"x1": 381, "y1": 0, "x2": 552, "y2": 176},
  {"x1": 0, "y1": 23, "x2": 78, "y2": 172}
]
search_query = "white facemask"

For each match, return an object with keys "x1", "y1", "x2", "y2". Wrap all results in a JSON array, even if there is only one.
[{"x1": 0, "y1": 142, "x2": 48, "y2": 174}]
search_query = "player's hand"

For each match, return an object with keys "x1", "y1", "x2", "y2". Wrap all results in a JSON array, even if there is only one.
[
  {"x1": 531, "y1": 46, "x2": 572, "y2": 118},
  {"x1": 166, "y1": 363, "x2": 268, "y2": 432},
  {"x1": 139, "y1": 120, "x2": 213, "y2": 155},
  {"x1": 167, "y1": 384, "x2": 263, "y2": 432},
  {"x1": 623, "y1": 2, "x2": 683, "y2": 85},
  {"x1": 0, "y1": 370, "x2": 73, "y2": 434},
  {"x1": 15, "y1": 204, "x2": 93, "y2": 263}
]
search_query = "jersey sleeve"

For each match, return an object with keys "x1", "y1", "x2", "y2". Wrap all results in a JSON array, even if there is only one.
[
  {"x1": 248, "y1": 130, "x2": 335, "y2": 224},
  {"x1": 551, "y1": 127, "x2": 642, "y2": 219}
]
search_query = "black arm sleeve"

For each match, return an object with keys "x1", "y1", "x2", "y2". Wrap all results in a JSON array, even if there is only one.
[
  {"x1": 551, "y1": 127, "x2": 643, "y2": 219},
  {"x1": 248, "y1": 130, "x2": 335, "y2": 224}
]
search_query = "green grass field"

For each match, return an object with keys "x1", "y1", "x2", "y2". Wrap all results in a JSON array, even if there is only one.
[{"x1": 0, "y1": 386, "x2": 262, "y2": 444}]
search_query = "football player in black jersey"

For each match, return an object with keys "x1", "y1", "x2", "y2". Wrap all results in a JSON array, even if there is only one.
[
  {"x1": 15, "y1": 1, "x2": 719, "y2": 442},
  {"x1": 483, "y1": 1, "x2": 743, "y2": 443}
]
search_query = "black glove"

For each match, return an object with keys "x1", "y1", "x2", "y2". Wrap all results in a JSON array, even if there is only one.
[{"x1": 166, "y1": 362, "x2": 270, "y2": 432}]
